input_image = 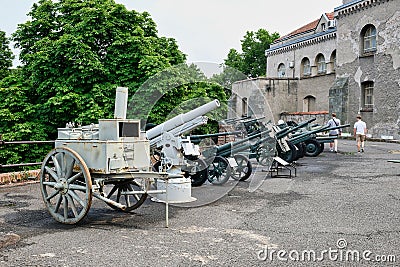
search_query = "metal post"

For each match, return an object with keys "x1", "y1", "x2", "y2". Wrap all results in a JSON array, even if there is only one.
[{"x1": 165, "y1": 179, "x2": 169, "y2": 228}]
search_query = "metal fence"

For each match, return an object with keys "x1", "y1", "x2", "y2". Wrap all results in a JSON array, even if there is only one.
[{"x1": 0, "y1": 135, "x2": 54, "y2": 169}]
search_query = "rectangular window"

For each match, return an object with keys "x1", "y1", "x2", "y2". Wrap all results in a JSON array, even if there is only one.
[{"x1": 362, "y1": 82, "x2": 374, "y2": 109}]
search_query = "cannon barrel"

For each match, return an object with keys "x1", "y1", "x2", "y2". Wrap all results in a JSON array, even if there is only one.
[
  {"x1": 276, "y1": 118, "x2": 316, "y2": 139},
  {"x1": 223, "y1": 116, "x2": 251, "y2": 124},
  {"x1": 242, "y1": 116, "x2": 266, "y2": 124},
  {"x1": 324, "y1": 123, "x2": 350, "y2": 132},
  {"x1": 216, "y1": 129, "x2": 271, "y2": 154},
  {"x1": 288, "y1": 125, "x2": 330, "y2": 143},
  {"x1": 146, "y1": 99, "x2": 220, "y2": 140},
  {"x1": 188, "y1": 131, "x2": 241, "y2": 144},
  {"x1": 150, "y1": 116, "x2": 208, "y2": 147}
]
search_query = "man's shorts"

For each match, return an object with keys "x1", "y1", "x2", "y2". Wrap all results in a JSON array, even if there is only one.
[{"x1": 356, "y1": 134, "x2": 366, "y2": 142}]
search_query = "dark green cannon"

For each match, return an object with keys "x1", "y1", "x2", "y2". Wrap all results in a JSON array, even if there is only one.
[
  {"x1": 203, "y1": 130, "x2": 272, "y2": 184},
  {"x1": 275, "y1": 118, "x2": 316, "y2": 140},
  {"x1": 273, "y1": 118, "x2": 317, "y2": 163},
  {"x1": 301, "y1": 124, "x2": 350, "y2": 156}
]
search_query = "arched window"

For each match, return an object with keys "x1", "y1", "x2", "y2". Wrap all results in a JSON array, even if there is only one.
[
  {"x1": 361, "y1": 24, "x2": 377, "y2": 54},
  {"x1": 316, "y1": 54, "x2": 326, "y2": 74},
  {"x1": 330, "y1": 50, "x2": 336, "y2": 72},
  {"x1": 301, "y1": 58, "x2": 311, "y2": 77},
  {"x1": 278, "y1": 63, "x2": 286, "y2": 77},
  {"x1": 303, "y1": 95, "x2": 316, "y2": 112}
]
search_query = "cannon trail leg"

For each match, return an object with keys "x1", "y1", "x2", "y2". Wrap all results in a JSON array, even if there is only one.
[{"x1": 102, "y1": 179, "x2": 149, "y2": 212}]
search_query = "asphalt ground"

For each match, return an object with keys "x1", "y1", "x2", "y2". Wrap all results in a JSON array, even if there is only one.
[{"x1": 0, "y1": 139, "x2": 399, "y2": 266}]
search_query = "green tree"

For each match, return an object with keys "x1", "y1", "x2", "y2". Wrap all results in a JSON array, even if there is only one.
[
  {"x1": 0, "y1": 72, "x2": 51, "y2": 170},
  {"x1": 12, "y1": 0, "x2": 186, "y2": 138},
  {"x1": 0, "y1": 30, "x2": 14, "y2": 80},
  {"x1": 224, "y1": 29, "x2": 280, "y2": 78}
]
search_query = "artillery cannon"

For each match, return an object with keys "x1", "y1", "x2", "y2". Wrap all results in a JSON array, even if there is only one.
[
  {"x1": 301, "y1": 124, "x2": 350, "y2": 156},
  {"x1": 40, "y1": 87, "x2": 196, "y2": 225},
  {"x1": 272, "y1": 118, "x2": 317, "y2": 162},
  {"x1": 202, "y1": 130, "x2": 273, "y2": 184},
  {"x1": 146, "y1": 99, "x2": 221, "y2": 187}
]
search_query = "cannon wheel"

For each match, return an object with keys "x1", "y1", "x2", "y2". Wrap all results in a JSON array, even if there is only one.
[
  {"x1": 305, "y1": 139, "x2": 322, "y2": 157},
  {"x1": 208, "y1": 156, "x2": 231, "y2": 185},
  {"x1": 231, "y1": 155, "x2": 252, "y2": 181},
  {"x1": 104, "y1": 179, "x2": 149, "y2": 212},
  {"x1": 256, "y1": 142, "x2": 275, "y2": 167},
  {"x1": 278, "y1": 142, "x2": 297, "y2": 163},
  {"x1": 186, "y1": 158, "x2": 209, "y2": 187},
  {"x1": 40, "y1": 147, "x2": 92, "y2": 224}
]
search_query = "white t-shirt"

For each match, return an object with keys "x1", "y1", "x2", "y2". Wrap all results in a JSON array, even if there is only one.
[{"x1": 354, "y1": 120, "x2": 367, "y2": 135}]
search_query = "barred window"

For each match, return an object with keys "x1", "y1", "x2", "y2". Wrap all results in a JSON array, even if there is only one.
[{"x1": 362, "y1": 81, "x2": 374, "y2": 109}]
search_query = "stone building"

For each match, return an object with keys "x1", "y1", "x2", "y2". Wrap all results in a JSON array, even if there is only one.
[{"x1": 231, "y1": 0, "x2": 400, "y2": 139}]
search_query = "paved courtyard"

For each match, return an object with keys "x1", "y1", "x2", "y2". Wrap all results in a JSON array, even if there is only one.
[{"x1": 0, "y1": 139, "x2": 399, "y2": 266}]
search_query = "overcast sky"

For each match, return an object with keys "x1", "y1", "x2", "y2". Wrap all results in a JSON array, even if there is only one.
[{"x1": 0, "y1": 0, "x2": 343, "y2": 66}]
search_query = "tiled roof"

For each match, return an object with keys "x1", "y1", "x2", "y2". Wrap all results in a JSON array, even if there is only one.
[
  {"x1": 325, "y1": 12, "x2": 334, "y2": 20},
  {"x1": 274, "y1": 12, "x2": 334, "y2": 42},
  {"x1": 276, "y1": 19, "x2": 319, "y2": 41}
]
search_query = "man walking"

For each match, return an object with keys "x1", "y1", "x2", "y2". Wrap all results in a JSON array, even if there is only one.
[
  {"x1": 353, "y1": 115, "x2": 367, "y2": 153},
  {"x1": 326, "y1": 113, "x2": 341, "y2": 153}
]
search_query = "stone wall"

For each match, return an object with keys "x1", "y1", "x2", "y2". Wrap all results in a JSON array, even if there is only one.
[
  {"x1": 231, "y1": 75, "x2": 334, "y2": 124},
  {"x1": 335, "y1": 0, "x2": 400, "y2": 139}
]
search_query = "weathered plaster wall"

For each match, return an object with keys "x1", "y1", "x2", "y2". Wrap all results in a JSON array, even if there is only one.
[{"x1": 335, "y1": 0, "x2": 400, "y2": 138}]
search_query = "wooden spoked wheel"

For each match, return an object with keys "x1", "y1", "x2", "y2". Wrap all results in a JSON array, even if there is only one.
[
  {"x1": 40, "y1": 147, "x2": 92, "y2": 224},
  {"x1": 104, "y1": 179, "x2": 149, "y2": 212}
]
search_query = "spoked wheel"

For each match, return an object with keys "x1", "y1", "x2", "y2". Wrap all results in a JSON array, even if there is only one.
[
  {"x1": 184, "y1": 158, "x2": 209, "y2": 187},
  {"x1": 231, "y1": 155, "x2": 252, "y2": 181},
  {"x1": 104, "y1": 179, "x2": 149, "y2": 212},
  {"x1": 40, "y1": 147, "x2": 92, "y2": 224},
  {"x1": 256, "y1": 141, "x2": 275, "y2": 167},
  {"x1": 208, "y1": 156, "x2": 232, "y2": 185},
  {"x1": 305, "y1": 139, "x2": 322, "y2": 157}
]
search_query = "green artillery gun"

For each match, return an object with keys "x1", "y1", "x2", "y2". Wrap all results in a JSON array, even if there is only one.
[
  {"x1": 202, "y1": 130, "x2": 273, "y2": 184},
  {"x1": 300, "y1": 124, "x2": 351, "y2": 156},
  {"x1": 273, "y1": 118, "x2": 316, "y2": 162},
  {"x1": 221, "y1": 116, "x2": 269, "y2": 137}
]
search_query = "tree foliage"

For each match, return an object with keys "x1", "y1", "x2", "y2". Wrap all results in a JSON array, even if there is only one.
[
  {"x1": 0, "y1": 0, "x2": 230, "y2": 171},
  {"x1": 12, "y1": 0, "x2": 186, "y2": 138},
  {"x1": 223, "y1": 29, "x2": 280, "y2": 78},
  {"x1": 0, "y1": 30, "x2": 14, "y2": 80}
]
